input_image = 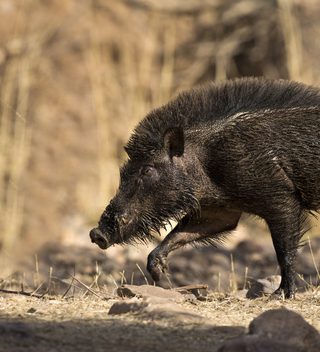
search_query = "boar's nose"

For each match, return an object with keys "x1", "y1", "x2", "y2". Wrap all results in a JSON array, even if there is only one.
[
  {"x1": 89, "y1": 228, "x2": 109, "y2": 250},
  {"x1": 115, "y1": 212, "x2": 130, "y2": 227}
]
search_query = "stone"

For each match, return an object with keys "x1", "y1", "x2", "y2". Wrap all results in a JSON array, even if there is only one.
[
  {"x1": 27, "y1": 307, "x2": 37, "y2": 314},
  {"x1": 218, "y1": 308, "x2": 320, "y2": 352},
  {"x1": 108, "y1": 298, "x2": 147, "y2": 315},
  {"x1": 246, "y1": 275, "x2": 281, "y2": 298},
  {"x1": 143, "y1": 301, "x2": 205, "y2": 322},
  {"x1": 117, "y1": 284, "x2": 187, "y2": 302},
  {"x1": 174, "y1": 284, "x2": 208, "y2": 301},
  {"x1": 109, "y1": 294, "x2": 206, "y2": 322},
  {"x1": 249, "y1": 308, "x2": 320, "y2": 352},
  {"x1": 218, "y1": 336, "x2": 304, "y2": 352}
]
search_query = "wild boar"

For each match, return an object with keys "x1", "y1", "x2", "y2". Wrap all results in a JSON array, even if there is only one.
[{"x1": 90, "y1": 77, "x2": 320, "y2": 298}]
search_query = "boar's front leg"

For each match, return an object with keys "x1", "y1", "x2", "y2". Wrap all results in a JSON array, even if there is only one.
[{"x1": 147, "y1": 209, "x2": 241, "y2": 282}]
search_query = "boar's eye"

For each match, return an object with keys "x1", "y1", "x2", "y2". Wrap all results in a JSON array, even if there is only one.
[
  {"x1": 141, "y1": 165, "x2": 157, "y2": 178},
  {"x1": 141, "y1": 165, "x2": 153, "y2": 175}
]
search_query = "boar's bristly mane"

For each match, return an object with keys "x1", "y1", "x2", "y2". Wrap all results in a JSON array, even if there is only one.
[{"x1": 125, "y1": 77, "x2": 320, "y2": 159}]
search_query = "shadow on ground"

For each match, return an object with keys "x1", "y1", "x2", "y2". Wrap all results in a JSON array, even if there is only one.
[{"x1": 0, "y1": 318, "x2": 244, "y2": 352}]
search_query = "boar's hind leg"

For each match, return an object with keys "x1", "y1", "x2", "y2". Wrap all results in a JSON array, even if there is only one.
[
  {"x1": 147, "y1": 209, "x2": 241, "y2": 282},
  {"x1": 265, "y1": 200, "x2": 306, "y2": 299}
]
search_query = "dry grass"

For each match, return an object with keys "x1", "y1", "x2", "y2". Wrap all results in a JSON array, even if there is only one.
[
  {"x1": 0, "y1": 289, "x2": 319, "y2": 352},
  {"x1": 1, "y1": 290, "x2": 319, "y2": 327}
]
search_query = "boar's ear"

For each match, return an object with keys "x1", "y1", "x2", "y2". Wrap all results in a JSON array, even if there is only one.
[{"x1": 163, "y1": 127, "x2": 184, "y2": 158}]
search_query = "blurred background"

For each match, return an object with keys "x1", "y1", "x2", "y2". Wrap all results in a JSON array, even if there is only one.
[{"x1": 0, "y1": 0, "x2": 319, "y2": 292}]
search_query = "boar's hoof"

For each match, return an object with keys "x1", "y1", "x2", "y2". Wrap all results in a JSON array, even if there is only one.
[
  {"x1": 269, "y1": 288, "x2": 295, "y2": 300},
  {"x1": 89, "y1": 228, "x2": 109, "y2": 250},
  {"x1": 147, "y1": 251, "x2": 168, "y2": 282}
]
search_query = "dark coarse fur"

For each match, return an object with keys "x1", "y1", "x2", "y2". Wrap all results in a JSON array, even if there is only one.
[
  {"x1": 90, "y1": 77, "x2": 320, "y2": 299},
  {"x1": 126, "y1": 77, "x2": 320, "y2": 159}
]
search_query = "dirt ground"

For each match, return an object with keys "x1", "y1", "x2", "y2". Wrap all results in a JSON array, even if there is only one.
[
  {"x1": 1, "y1": 235, "x2": 319, "y2": 351},
  {"x1": 0, "y1": 290, "x2": 319, "y2": 352}
]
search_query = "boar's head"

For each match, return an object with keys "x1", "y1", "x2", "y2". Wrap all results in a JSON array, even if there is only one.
[{"x1": 90, "y1": 118, "x2": 201, "y2": 249}]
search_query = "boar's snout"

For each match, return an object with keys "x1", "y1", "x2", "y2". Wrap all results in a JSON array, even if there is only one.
[{"x1": 89, "y1": 228, "x2": 109, "y2": 249}]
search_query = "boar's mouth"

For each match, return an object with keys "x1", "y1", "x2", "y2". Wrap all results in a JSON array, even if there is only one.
[
  {"x1": 124, "y1": 196, "x2": 201, "y2": 245},
  {"x1": 91, "y1": 191, "x2": 201, "y2": 248}
]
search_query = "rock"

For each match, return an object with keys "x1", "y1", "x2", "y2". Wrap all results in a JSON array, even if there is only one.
[
  {"x1": 246, "y1": 275, "x2": 281, "y2": 298},
  {"x1": 218, "y1": 336, "x2": 304, "y2": 352},
  {"x1": 117, "y1": 284, "x2": 188, "y2": 302},
  {"x1": 108, "y1": 298, "x2": 147, "y2": 315},
  {"x1": 174, "y1": 284, "x2": 208, "y2": 301},
  {"x1": 218, "y1": 308, "x2": 320, "y2": 352},
  {"x1": 109, "y1": 294, "x2": 207, "y2": 322},
  {"x1": 143, "y1": 300, "x2": 206, "y2": 322},
  {"x1": 249, "y1": 308, "x2": 320, "y2": 352},
  {"x1": 27, "y1": 307, "x2": 37, "y2": 314}
]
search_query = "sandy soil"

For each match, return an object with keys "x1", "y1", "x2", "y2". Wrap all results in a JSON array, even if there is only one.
[{"x1": 0, "y1": 290, "x2": 319, "y2": 352}]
